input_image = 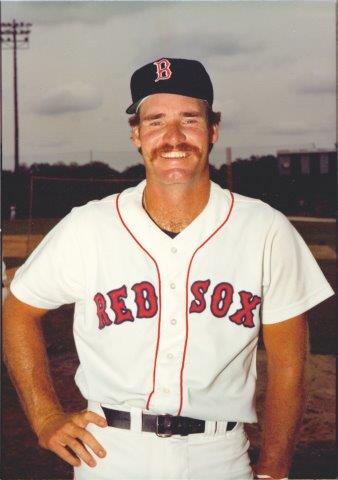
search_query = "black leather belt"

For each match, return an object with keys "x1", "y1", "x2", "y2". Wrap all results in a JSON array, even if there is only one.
[{"x1": 101, "y1": 407, "x2": 237, "y2": 437}]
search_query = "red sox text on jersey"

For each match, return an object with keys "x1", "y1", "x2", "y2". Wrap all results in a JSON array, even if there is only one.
[{"x1": 94, "y1": 280, "x2": 261, "y2": 330}]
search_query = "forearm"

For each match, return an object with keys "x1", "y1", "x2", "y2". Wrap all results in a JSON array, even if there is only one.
[
  {"x1": 257, "y1": 363, "x2": 306, "y2": 477},
  {"x1": 4, "y1": 295, "x2": 108, "y2": 468},
  {"x1": 3, "y1": 295, "x2": 63, "y2": 435}
]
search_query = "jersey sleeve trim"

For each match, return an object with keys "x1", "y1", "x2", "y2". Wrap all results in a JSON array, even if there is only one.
[{"x1": 262, "y1": 284, "x2": 334, "y2": 324}]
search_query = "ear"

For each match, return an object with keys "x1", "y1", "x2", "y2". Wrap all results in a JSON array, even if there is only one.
[
  {"x1": 209, "y1": 123, "x2": 219, "y2": 145},
  {"x1": 131, "y1": 126, "x2": 141, "y2": 149}
]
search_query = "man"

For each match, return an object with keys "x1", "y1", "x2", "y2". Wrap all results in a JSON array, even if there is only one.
[{"x1": 4, "y1": 58, "x2": 334, "y2": 480}]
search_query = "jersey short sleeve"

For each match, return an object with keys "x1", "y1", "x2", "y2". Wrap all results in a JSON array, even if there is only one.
[
  {"x1": 261, "y1": 210, "x2": 334, "y2": 324},
  {"x1": 10, "y1": 209, "x2": 85, "y2": 309}
]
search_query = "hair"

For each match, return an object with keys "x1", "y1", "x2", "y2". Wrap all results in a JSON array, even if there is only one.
[{"x1": 128, "y1": 102, "x2": 221, "y2": 128}]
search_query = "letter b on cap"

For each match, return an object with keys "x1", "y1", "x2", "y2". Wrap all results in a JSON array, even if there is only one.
[{"x1": 153, "y1": 58, "x2": 172, "y2": 83}]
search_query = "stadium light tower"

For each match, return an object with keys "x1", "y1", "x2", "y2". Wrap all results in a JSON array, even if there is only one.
[{"x1": 1, "y1": 20, "x2": 32, "y2": 173}]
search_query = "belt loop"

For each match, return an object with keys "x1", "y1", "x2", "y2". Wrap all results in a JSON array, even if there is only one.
[
  {"x1": 204, "y1": 420, "x2": 217, "y2": 436},
  {"x1": 130, "y1": 407, "x2": 142, "y2": 433},
  {"x1": 215, "y1": 420, "x2": 227, "y2": 435}
]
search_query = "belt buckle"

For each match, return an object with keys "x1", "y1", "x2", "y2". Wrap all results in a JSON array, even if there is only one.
[{"x1": 156, "y1": 414, "x2": 173, "y2": 437}]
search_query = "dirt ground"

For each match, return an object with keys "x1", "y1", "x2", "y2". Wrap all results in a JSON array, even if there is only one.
[{"x1": 2, "y1": 235, "x2": 336, "y2": 480}]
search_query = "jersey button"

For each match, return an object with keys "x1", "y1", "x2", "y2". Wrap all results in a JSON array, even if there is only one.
[
  {"x1": 166, "y1": 353, "x2": 173, "y2": 359},
  {"x1": 171, "y1": 247, "x2": 177, "y2": 253},
  {"x1": 170, "y1": 319, "x2": 177, "y2": 325},
  {"x1": 163, "y1": 388, "x2": 170, "y2": 394},
  {"x1": 170, "y1": 282, "x2": 176, "y2": 289}
]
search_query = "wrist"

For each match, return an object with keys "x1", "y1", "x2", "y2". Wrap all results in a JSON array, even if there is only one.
[
  {"x1": 254, "y1": 460, "x2": 289, "y2": 480},
  {"x1": 255, "y1": 453, "x2": 290, "y2": 478},
  {"x1": 34, "y1": 409, "x2": 64, "y2": 437}
]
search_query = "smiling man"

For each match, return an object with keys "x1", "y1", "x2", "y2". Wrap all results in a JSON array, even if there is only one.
[
  {"x1": 3, "y1": 58, "x2": 334, "y2": 480},
  {"x1": 131, "y1": 92, "x2": 216, "y2": 234}
]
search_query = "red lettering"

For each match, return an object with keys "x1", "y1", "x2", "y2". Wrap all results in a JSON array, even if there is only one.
[
  {"x1": 229, "y1": 291, "x2": 261, "y2": 328},
  {"x1": 94, "y1": 293, "x2": 113, "y2": 330},
  {"x1": 210, "y1": 282, "x2": 234, "y2": 318},
  {"x1": 132, "y1": 281, "x2": 158, "y2": 318},
  {"x1": 107, "y1": 285, "x2": 134, "y2": 325},
  {"x1": 153, "y1": 58, "x2": 172, "y2": 82},
  {"x1": 189, "y1": 280, "x2": 210, "y2": 313}
]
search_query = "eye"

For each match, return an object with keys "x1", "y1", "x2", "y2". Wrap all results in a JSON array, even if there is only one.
[
  {"x1": 149, "y1": 120, "x2": 163, "y2": 126},
  {"x1": 183, "y1": 118, "x2": 198, "y2": 125}
]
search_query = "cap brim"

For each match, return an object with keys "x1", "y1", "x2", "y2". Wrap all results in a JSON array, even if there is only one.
[
  {"x1": 126, "y1": 94, "x2": 210, "y2": 114},
  {"x1": 126, "y1": 100, "x2": 141, "y2": 114}
]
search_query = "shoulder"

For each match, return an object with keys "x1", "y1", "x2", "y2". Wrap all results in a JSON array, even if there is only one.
[
  {"x1": 70, "y1": 193, "x2": 116, "y2": 220},
  {"x1": 69, "y1": 180, "x2": 145, "y2": 224},
  {"x1": 232, "y1": 190, "x2": 276, "y2": 219},
  {"x1": 212, "y1": 183, "x2": 283, "y2": 231}
]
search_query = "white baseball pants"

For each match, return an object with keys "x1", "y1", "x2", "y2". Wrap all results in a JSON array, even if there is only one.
[{"x1": 74, "y1": 402, "x2": 254, "y2": 480}]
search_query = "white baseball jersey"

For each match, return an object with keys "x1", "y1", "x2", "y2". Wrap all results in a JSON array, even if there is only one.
[{"x1": 11, "y1": 180, "x2": 334, "y2": 423}]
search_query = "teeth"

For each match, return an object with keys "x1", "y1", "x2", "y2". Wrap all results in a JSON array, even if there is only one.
[{"x1": 161, "y1": 151, "x2": 188, "y2": 158}]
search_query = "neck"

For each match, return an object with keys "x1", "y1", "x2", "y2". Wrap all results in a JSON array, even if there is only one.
[{"x1": 143, "y1": 176, "x2": 210, "y2": 233}]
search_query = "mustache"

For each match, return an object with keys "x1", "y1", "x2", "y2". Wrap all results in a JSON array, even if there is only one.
[{"x1": 151, "y1": 143, "x2": 201, "y2": 158}]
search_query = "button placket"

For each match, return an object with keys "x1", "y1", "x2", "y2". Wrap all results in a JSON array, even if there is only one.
[{"x1": 149, "y1": 251, "x2": 190, "y2": 412}]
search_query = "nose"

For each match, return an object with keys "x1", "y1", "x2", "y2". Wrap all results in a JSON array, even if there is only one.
[{"x1": 162, "y1": 121, "x2": 186, "y2": 145}]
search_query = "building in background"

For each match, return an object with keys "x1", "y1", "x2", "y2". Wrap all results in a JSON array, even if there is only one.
[
  {"x1": 277, "y1": 149, "x2": 336, "y2": 177},
  {"x1": 277, "y1": 148, "x2": 336, "y2": 217}
]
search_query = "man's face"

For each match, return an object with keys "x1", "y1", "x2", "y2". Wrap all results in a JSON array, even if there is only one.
[{"x1": 131, "y1": 93, "x2": 219, "y2": 186}]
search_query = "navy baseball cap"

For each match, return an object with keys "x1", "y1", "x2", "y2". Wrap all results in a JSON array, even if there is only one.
[{"x1": 126, "y1": 58, "x2": 214, "y2": 114}]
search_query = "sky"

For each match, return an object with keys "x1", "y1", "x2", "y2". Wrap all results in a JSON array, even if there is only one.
[{"x1": 2, "y1": 0, "x2": 336, "y2": 171}]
